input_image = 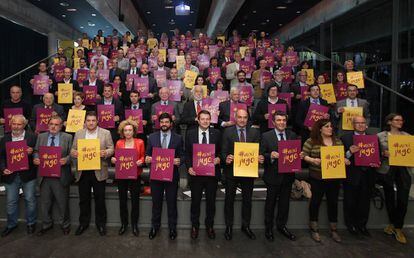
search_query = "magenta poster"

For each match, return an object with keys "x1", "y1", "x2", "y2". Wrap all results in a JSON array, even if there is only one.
[
  {"x1": 201, "y1": 98, "x2": 220, "y2": 124},
  {"x1": 115, "y1": 148, "x2": 138, "y2": 179},
  {"x1": 278, "y1": 93, "x2": 292, "y2": 109},
  {"x1": 193, "y1": 144, "x2": 215, "y2": 176},
  {"x1": 126, "y1": 74, "x2": 139, "y2": 91},
  {"x1": 6, "y1": 140, "x2": 29, "y2": 172},
  {"x1": 209, "y1": 67, "x2": 221, "y2": 84},
  {"x1": 280, "y1": 66, "x2": 293, "y2": 83},
  {"x1": 150, "y1": 147, "x2": 175, "y2": 182},
  {"x1": 82, "y1": 85, "x2": 97, "y2": 105},
  {"x1": 230, "y1": 103, "x2": 247, "y2": 123},
  {"x1": 278, "y1": 140, "x2": 301, "y2": 173},
  {"x1": 238, "y1": 86, "x2": 253, "y2": 106},
  {"x1": 97, "y1": 104, "x2": 115, "y2": 128},
  {"x1": 154, "y1": 105, "x2": 173, "y2": 129},
  {"x1": 39, "y1": 146, "x2": 62, "y2": 177},
  {"x1": 353, "y1": 135, "x2": 381, "y2": 167},
  {"x1": 33, "y1": 75, "x2": 50, "y2": 95},
  {"x1": 125, "y1": 109, "x2": 144, "y2": 134},
  {"x1": 267, "y1": 104, "x2": 287, "y2": 128},
  {"x1": 4, "y1": 108, "x2": 23, "y2": 133},
  {"x1": 36, "y1": 108, "x2": 53, "y2": 132},
  {"x1": 135, "y1": 77, "x2": 149, "y2": 98},
  {"x1": 303, "y1": 104, "x2": 329, "y2": 128},
  {"x1": 154, "y1": 70, "x2": 167, "y2": 88},
  {"x1": 167, "y1": 80, "x2": 182, "y2": 102},
  {"x1": 212, "y1": 90, "x2": 229, "y2": 103}
]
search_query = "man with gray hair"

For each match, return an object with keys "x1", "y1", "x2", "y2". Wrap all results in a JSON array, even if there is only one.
[
  {"x1": 218, "y1": 87, "x2": 243, "y2": 130},
  {"x1": 30, "y1": 93, "x2": 66, "y2": 133},
  {"x1": 181, "y1": 85, "x2": 205, "y2": 130}
]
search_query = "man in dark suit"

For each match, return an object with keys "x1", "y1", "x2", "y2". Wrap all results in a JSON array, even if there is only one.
[
  {"x1": 109, "y1": 59, "x2": 125, "y2": 82},
  {"x1": 145, "y1": 113, "x2": 184, "y2": 240},
  {"x1": 139, "y1": 63, "x2": 158, "y2": 104},
  {"x1": 340, "y1": 116, "x2": 376, "y2": 236},
  {"x1": 295, "y1": 84, "x2": 332, "y2": 142},
  {"x1": 263, "y1": 69, "x2": 293, "y2": 98},
  {"x1": 82, "y1": 68, "x2": 105, "y2": 99},
  {"x1": 0, "y1": 115, "x2": 37, "y2": 237},
  {"x1": 221, "y1": 109, "x2": 263, "y2": 240},
  {"x1": 30, "y1": 93, "x2": 66, "y2": 133},
  {"x1": 181, "y1": 85, "x2": 204, "y2": 130},
  {"x1": 33, "y1": 116, "x2": 73, "y2": 236},
  {"x1": 126, "y1": 90, "x2": 151, "y2": 143},
  {"x1": 50, "y1": 67, "x2": 80, "y2": 93},
  {"x1": 218, "y1": 87, "x2": 240, "y2": 130},
  {"x1": 252, "y1": 84, "x2": 289, "y2": 134},
  {"x1": 150, "y1": 87, "x2": 180, "y2": 129},
  {"x1": 203, "y1": 57, "x2": 225, "y2": 91},
  {"x1": 185, "y1": 110, "x2": 221, "y2": 239},
  {"x1": 260, "y1": 111, "x2": 298, "y2": 241}
]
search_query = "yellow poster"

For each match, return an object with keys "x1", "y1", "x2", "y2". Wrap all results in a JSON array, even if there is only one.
[
  {"x1": 73, "y1": 57, "x2": 80, "y2": 70},
  {"x1": 342, "y1": 107, "x2": 363, "y2": 130},
  {"x1": 302, "y1": 69, "x2": 314, "y2": 85},
  {"x1": 217, "y1": 36, "x2": 225, "y2": 45},
  {"x1": 147, "y1": 38, "x2": 158, "y2": 49},
  {"x1": 81, "y1": 39, "x2": 90, "y2": 49},
  {"x1": 319, "y1": 83, "x2": 336, "y2": 104},
  {"x1": 347, "y1": 71, "x2": 365, "y2": 89},
  {"x1": 74, "y1": 47, "x2": 84, "y2": 58},
  {"x1": 183, "y1": 70, "x2": 198, "y2": 89},
  {"x1": 388, "y1": 135, "x2": 414, "y2": 167},
  {"x1": 176, "y1": 55, "x2": 185, "y2": 71},
  {"x1": 158, "y1": 49, "x2": 166, "y2": 62},
  {"x1": 58, "y1": 83, "x2": 73, "y2": 104},
  {"x1": 321, "y1": 146, "x2": 346, "y2": 179},
  {"x1": 202, "y1": 85, "x2": 208, "y2": 98},
  {"x1": 77, "y1": 139, "x2": 101, "y2": 170},
  {"x1": 66, "y1": 109, "x2": 86, "y2": 133},
  {"x1": 239, "y1": 46, "x2": 248, "y2": 58},
  {"x1": 233, "y1": 142, "x2": 259, "y2": 178}
]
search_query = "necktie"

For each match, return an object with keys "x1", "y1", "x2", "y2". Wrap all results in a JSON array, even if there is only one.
[
  {"x1": 163, "y1": 101, "x2": 167, "y2": 105},
  {"x1": 50, "y1": 136, "x2": 55, "y2": 147},
  {"x1": 279, "y1": 133, "x2": 285, "y2": 141},
  {"x1": 351, "y1": 100, "x2": 355, "y2": 107},
  {"x1": 196, "y1": 101, "x2": 202, "y2": 114},
  {"x1": 202, "y1": 132, "x2": 207, "y2": 144},
  {"x1": 313, "y1": 99, "x2": 318, "y2": 104},
  {"x1": 161, "y1": 133, "x2": 168, "y2": 149},
  {"x1": 133, "y1": 105, "x2": 137, "y2": 109},
  {"x1": 239, "y1": 128, "x2": 246, "y2": 142}
]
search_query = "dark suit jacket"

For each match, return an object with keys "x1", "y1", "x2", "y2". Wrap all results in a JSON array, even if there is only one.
[
  {"x1": 146, "y1": 131, "x2": 185, "y2": 181},
  {"x1": 185, "y1": 127, "x2": 222, "y2": 178},
  {"x1": 109, "y1": 68, "x2": 125, "y2": 82},
  {"x1": 221, "y1": 126, "x2": 260, "y2": 178},
  {"x1": 0, "y1": 131, "x2": 37, "y2": 183},
  {"x1": 263, "y1": 81, "x2": 292, "y2": 98},
  {"x1": 218, "y1": 100, "x2": 232, "y2": 127},
  {"x1": 34, "y1": 132, "x2": 73, "y2": 186},
  {"x1": 30, "y1": 103, "x2": 66, "y2": 131},
  {"x1": 82, "y1": 79, "x2": 104, "y2": 96},
  {"x1": 0, "y1": 99, "x2": 31, "y2": 120},
  {"x1": 252, "y1": 98, "x2": 289, "y2": 134},
  {"x1": 260, "y1": 129, "x2": 297, "y2": 185},
  {"x1": 97, "y1": 98, "x2": 125, "y2": 122},
  {"x1": 51, "y1": 79, "x2": 80, "y2": 93},
  {"x1": 180, "y1": 101, "x2": 200, "y2": 130},
  {"x1": 340, "y1": 132, "x2": 376, "y2": 186}
]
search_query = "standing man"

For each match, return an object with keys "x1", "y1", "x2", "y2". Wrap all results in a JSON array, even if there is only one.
[
  {"x1": 260, "y1": 111, "x2": 298, "y2": 241},
  {"x1": 185, "y1": 110, "x2": 221, "y2": 239},
  {"x1": 181, "y1": 85, "x2": 204, "y2": 130},
  {"x1": 340, "y1": 116, "x2": 376, "y2": 236},
  {"x1": 33, "y1": 116, "x2": 73, "y2": 235},
  {"x1": 145, "y1": 113, "x2": 184, "y2": 240},
  {"x1": 71, "y1": 111, "x2": 114, "y2": 236},
  {"x1": 0, "y1": 115, "x2": 37, "y2": 236},
  {"x1": 218, "y1": 87, "x2": 241, "y2": 130},
  {"x1": 221, "y1": 109, "x2": 262, "y2": 240},
  {"x1": 226, "y1": 52, "x2": 242, "y2": 88}
]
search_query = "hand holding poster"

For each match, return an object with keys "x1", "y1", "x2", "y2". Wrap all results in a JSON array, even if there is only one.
[
  {"x1": 115, "y1": 148, "x2": 138, "y2": 179},
  {"x1": 233, "y1": 142, "x2": 259, "y2": 178},
  {"x1": 347, "y1": 71, "x2": 365, "y2": 89},
  {"x1": 319, "y1": 83, "x2": 337, "y2": 104},
  {"x1": 39, "y1": 146, "x2": 61, "y2": 177},
  {"x1": 6, "y1": 140, "x2": 29, "y2": 172},
  {"x1": 278, "y1": 140, "x2": 302, "y2": 173},
  {"x1": 193, "y1": 144, "x2": 215, "y2": 176},
  {"x1": 388, "y1": 135, "x2": 414, "y2": 167},
  {"x1": 321, "y1": 146, "x2": 346, "y2": 179},
  {"x1": 77, "y1": 139, "x2": 101, "y2": 170},
  {"x1": 150, "y1": 147, "x2": 175, "y2": 182}
]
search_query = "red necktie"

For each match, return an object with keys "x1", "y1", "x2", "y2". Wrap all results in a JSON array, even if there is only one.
[{"x1": 196, "y1": 101, "x2": 201, "y2": 114}]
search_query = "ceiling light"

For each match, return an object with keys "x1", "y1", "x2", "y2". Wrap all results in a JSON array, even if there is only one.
[
  {"x1": 242, "y1": 23, "x2": 246, "y2": 26},
  {"x1": 80, "y1": 26, "x2": 84, "y2": 29},
  {"x1": 284, "y1": 0, "x2": 294, "y2": 3},
  {"x1": 252, "y1": 10, "x2": 257, "y2": 13},
  {"x1": 276, "y1": 6, "x2": 287, "y2": 9},
  {"x1": 266, "y1": 19, "x2": 270, "y2": 22},
  {"x1": 278, "y1": 23, "x2": 283, "y2": 26},
  {"x1": 67, "y1": 8, "x2": 77, "y2": 12},
  {"x1": 87, "y1": 21, "x2": 95, "y2": 26},
  {"x1": 189, "y1": 24, "x2": 192, "y2": 26},
  {"x1": 91, "y1": 13, "x2": 96, "y2": 16},
  {"x1": 59, "y1": 2, "x2": 69, "y2": 7},
  {"x1": 152, "y1": 23, "x2": 156, "y2": 26},
  {"x1": 61, "y1": 14, "x2": 66, "y2": 18},
  {"x1": 261, "y1": 22, "x2": 267, "y2": 25},
  {"x1": 175, "y1": 4, "x2": 190, "y2": 15},
  {"x1": 296, "y1": 10, "x2": 301, "y2": 14},
  {"x1": 165, "y1": 5, "x2": 174, "y2": 9},
  {"x1": 146, "y1": 11, "x2": 151, "y2": 14},
  {"x1": 190, "y1": 10, "x2": 194, "y2": 13},
  {"x1": 170, "y1": 19, "x2": 174, "y2": 22}
]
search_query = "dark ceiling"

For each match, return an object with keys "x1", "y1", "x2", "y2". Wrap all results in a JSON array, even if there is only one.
[
  {"x1": 132, "y1": 0, "x2": 210, "y2": 37},
  {"x1": 27, "y1": 0, "x2": 114, "y2": 37},
  {"x1": 228, "y1": 0, "x2": 321, "y2": 37}
]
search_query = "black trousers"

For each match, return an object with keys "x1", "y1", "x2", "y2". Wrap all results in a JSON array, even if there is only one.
[
  {"x1": 150, "y1": 180, "x2": 178, "y2": 230},
  {"x1": 78, "y1": 171, "x2": 107, "y2": 227},
  {"x1": 190, "y1": 176, "x2": 218, "y2": 228},
  {"x1": 343, "y1": 171, "x2": 374, "y2": 228},
  {"x1": 224, "y1": 176, "x2": 254, "y2": 227},
  {"x1": 309, "y1": 178, "x2": 341, "y2": 222},
  {"x1": 377, "y1": 167, "x2": 411, "y2": 229},
  {"x1": 118, "y1": 179, "x2": 141, "y2": 226},
  {"x1": 264, "y1": 179, "x2": 293, "y2": 229}
]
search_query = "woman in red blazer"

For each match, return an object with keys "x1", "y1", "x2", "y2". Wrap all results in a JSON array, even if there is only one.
[{"x1": 111, "y1": 119, "x2": 145, "y2": 236}]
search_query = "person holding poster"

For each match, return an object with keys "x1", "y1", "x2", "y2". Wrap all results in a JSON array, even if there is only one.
[
  {"x1": 218, "y1": 87, "x2": 243, "y2": 130},
  {"x1": 260, "y1": 111, "x2": 300, "y2": 241},
  {"x1": 181, "y1": 85, "x2": 205, "y2": 130},
  {"x1": 178, "y1": 54, "x2": 199, "y2": 79},
  {"x1": 33, "y1": 116, "x2": 73, "y2": 236},
  {"x1": 0, "y1": 85, "x2": 31, "y2": 125},
  {"x1": 377, "y1": 113, "x2": 413, "y2": 244},
  {"x1": 203, "y1": 57, "x2": 224, "y2": 92},
  {"x1": 154, "y1": 56, "x2": 171, "y2": 79},
  {"x1": 295, "y1": 85, "x2": 331, "y2": 144},
  {"x1": 335, "y1": 84, "x2": 371, "y2": 136},
  {"x1": 82, "y1": 68, "x2": 104, "y2": 100},
  {"x1": 302, "y1": 119, "x2": 348, "y2": 243},
  {"x1": 30, "y1": 93, "x2": 66, "y2": 134},
  {"x1": 226, "y1": 52, "x2": 242, "y2": 88},
  {"x1": 138, "y1": 63, "x2": 158, "y2": 102},
  {"x1": 185, "y1": 110, "x2": 221, "y2": 239},
  {"x1": 30, "y1": 61, "x2": 54, "y2": 105},
  {"x1": 70, "y1": 111, "x2": 114, "y2": 236},
  {"x1": 150, "y1": 87, "x2": 180, "y2": 129},
  {"x1": 0, "y1": 115, "x2": 37, "y2": 237},
  {"x1": 251, "y1": 59, "x2": 269, "y2": 99},
  {"x1": 145, "y1": 113, "x2": 184, "y2": 240},
  {"x1": 263, "y1": 69, "x2": 292, "y2": 99},
  {"x1": 50, "y1": 67, "x2": 80, "y2": 94},
  {"x1": 340, "y1": 116, "x2": 377, "y2": 237},
  {"x1": 252, "y1": 84, "x2": 288, "y2": 133},
  {"x1": 221, "y1": 109, "x2": 262, "y2": 240},
  {"x1": 127, "y1": 90, "x2": 151, "y2": 143},
  {"x1": 111, "y1": 120, "x2": 145, "y2": 236}
]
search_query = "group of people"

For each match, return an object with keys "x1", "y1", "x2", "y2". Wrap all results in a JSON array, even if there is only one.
[{"x1": 0, "y1": 28, "x2": 412, "y2": 245}]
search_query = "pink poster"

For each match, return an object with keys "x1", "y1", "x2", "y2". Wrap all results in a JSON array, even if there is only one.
[
  {"x1": 278, "y1": 140, "x2": 301, "y2": 173},
  {"x1": 125, "y1": 109, "x2": 144, "y2": 134},
  {"x1": 168, "y1": 49, "x2": 177, "y2": 62},
  {"x1": 76, "y1": 69, "x2": 89, "y2": 84},
  {"x1": 238, "y1": 86, "x2": 253, "y2": 106},
  {"x1": 300, "y1": 86, "x2": 310, "y2": 100},
  {"x1": 260, "y1": 71, "x2": 272, "y2": 89},
  {"x1": 278, "y1": 93, "x2": 292, "y2": 109},
  {"x1": 36, "y1": 108, "x2": 53, "y2": 132},
  {"x1": 39, "y1": 146, "x2": 62, "y2": 177},
  {"x1": 126, "y1": 74, "x2": 139, "y2": 91},
  {"x1": 353, "y1": 135, "x2": 381, "y2": 167},
  {"x1": 82, "y1": 85, "x2": 97, "y2": 105},
  {"x1": 209, "y1": 67, "x2": 221, "y2": 84},
  {"x1": 212, "y1": 90, "x2": 229, "y2": 103},
  {"x1": 4, "y1": 108, "x2": 23, "y2": 133},
  {"x1": 154, "y1": 105, "x2": 173, "y2": 129},
  {"x1": 6, "y1": 140, "x2": 29, "y2": 172},
  {"x1": 115, "y1": 148, "x2": 138, "y2": 179},
  {"x1": 193, "y1": 144, "x2": 215, "y2": 176},
  {"x1": 150, "y1": 147, "x2": 175, "y2": 182},
  {"x1": 97, "y1": 69, "x2": 109, "y2": 83},
  {"x1": 335, "y1": 83, "x2": 348, "y2": 101},
  {"x1": 33, "y1": 75, "x2": 50, "y2": 95},
  {"x1": 153, "y1": 70, "x2": 167, "y2": 88},
  {"x1": 303, "y1": 104, "x2": 330, "y2": 128},
  {"x1": 268, "y1": 104, "x2": 287, "y2": 128},
  {"x1": 285, "y1": 51, "x2": 299, "y2": 67},
  {"x1": 280, "y1": 66, "x2": 293, "y2": 83},
  {"x1": 167, "y1": 80, "x2": 182, "y2": 102},
  {"x1": 201, "y1": 98, "x2": 220, "y2": 124},
  {"x1": 264, "y1": 52, "x2": 275, "y2": 68},
  {"x1": 97, "y1": 104, "x2": 115, "y2": 128},
  {"x1": 135, "y1": 77, "x2": 149, "y2": 98},
  {"x1": 230, "y1": 103, "x2": 247, "y2": 123},
  {"x1": 53, "y1": 65, "x2": 65, "y2": 82},
  {"x1": 240, "y1": 61, "x2": 253, "y2": 78}
]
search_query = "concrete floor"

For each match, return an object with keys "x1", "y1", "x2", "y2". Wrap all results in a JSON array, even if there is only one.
[{"x1": 0, "y1": 223, "x2": 413, "y2": 258}]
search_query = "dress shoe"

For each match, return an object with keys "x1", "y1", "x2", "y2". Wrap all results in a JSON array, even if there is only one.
[
  {"x1": 169, "y1": 229, "x2": 177, "y2": 240},
  {"x1": 309, "y1": 221, "x2": 321, "y2": 243},
  {"x1": 357, "y1": 226, "x2": 371, "y2": 237},
  {"x1": 224, "y1": 226, "x2": 232, "y2": 240},
  {"x1": 132, "y1": 224, "x2": 139, "y2": 237},
  {"x1": 394, "y1": 229, "x2": 407, "y2": 244},
  {"x1": 191, "y1": 227, "x2": 199, "y2": 239},
  {"x1": 97, "y1": 225, "x2": 106, "y2": 236},
  {"x1": 384, "y1": 224, "x2": 395, "y2": 235},
  {"x1": 118, "y1": 224, "x2": 127, "y2": 235},
  {"x1": 148, "y1": 227, "x2": 158, "y2": 240},
  {"x1": 1, "y1": 226, "x2": 17, "y2": 237},
  {"x1": 27, "y1": 224, "x2": 36, "y2": 234},
  {"x1": 265, "y1": 228, "x2": 274, "y2": 241},
  {"x1": 75, "y1": 225, "x2": 88, "y2": 236},
  {"x1": 206, "y1": 227, "x2": 216, "y2": 239},
  {"x1": 347, "y1": 226, "x2": 359, "y2": 236},
  {"x1": 36, "y1": 226, "x2": 53, "y2": 236},
  {"x1": 241, "y1": 226, "x2": 256, "y2": 240},
  {"x1": 278, "y1": 226, "x2": 296, "y2": 241},
  {"x1": 62, "y1": 227, "x2": 71, "y2": 235}
]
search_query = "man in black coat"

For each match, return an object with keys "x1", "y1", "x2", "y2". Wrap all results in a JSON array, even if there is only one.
[
  {"x1": 260, "y1": 111, "x2": 298, "y2": 241},
  {"x1": 221, "y1": 109, "x2": 263, "y2": 240},
  {"x1": 30, "y1": 93, "x2": 66, "y2": 133},
  {"x1": 0, "y1": 115, "x2": 37, "y2": 237},
  {"x1": 218, "y1": 87, "x2": 241, "y2": 130},
  {"x1": 340, "y1": 116, "x2": 376, "y2": 236},
  {"x1": 181, "y1": 85, "x2": 204, "y2": 130},
  {"x1": 185, "y1": 110, "x2": 221, "y2": 240},
  {"x1": 97, "y1": 84, "x2": 124, "y2": 142}
]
